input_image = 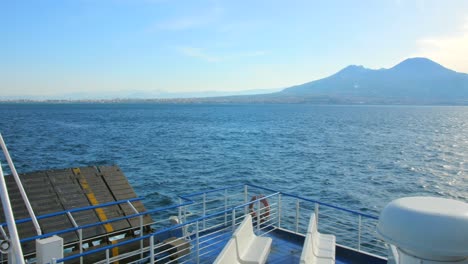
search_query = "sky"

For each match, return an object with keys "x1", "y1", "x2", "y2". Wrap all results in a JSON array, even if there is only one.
[{"x1": 1, "y1": 0, "x2": 468, "y2": 98}]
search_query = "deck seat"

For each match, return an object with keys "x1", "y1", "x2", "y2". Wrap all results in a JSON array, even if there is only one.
[
  {"x1": 214, "y1": 239, "x2": 241, "y2": 264},
  {"x1": 214, "y1": 215, "x2": 272, "y2": 264},
  {"x1": 300, "y1": 212, "x2": 336, "y2": 264}
]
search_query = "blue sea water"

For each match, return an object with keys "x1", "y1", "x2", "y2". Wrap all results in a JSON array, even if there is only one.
[{"x1": 0, "y1": 103, "x2": 466, "y2": 215}]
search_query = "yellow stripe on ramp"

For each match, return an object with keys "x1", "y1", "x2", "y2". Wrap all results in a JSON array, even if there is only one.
[{"x1": 73, "y1": 168, "x2": 119, "y2": 263}]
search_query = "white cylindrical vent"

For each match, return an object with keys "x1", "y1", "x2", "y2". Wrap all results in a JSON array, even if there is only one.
[{"x1": 377, "y1": 197, "x2": 468, "y2": 263}]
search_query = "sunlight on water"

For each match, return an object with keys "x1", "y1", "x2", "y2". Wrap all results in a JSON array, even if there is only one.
[{"x1": 0, "y1": 104, "x2": 467, "y2": 215}]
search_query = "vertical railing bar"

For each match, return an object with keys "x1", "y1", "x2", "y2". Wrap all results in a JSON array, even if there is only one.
[
  {"x1": 149, "y1": 235, "x2": 155, "y2": 264},
  {"x1": 105, "y1": 249, "x2": 110, "y2": 264},
  {"x1": 277, "y1": 194, "x2": 281, "y2": 229},
  {"x1": 244, "y1": 185, "x2": 248, "y2": 203},
  {"x1": 178, "y1": 198, "x2": 182, "y2": 226},
  {"x1": 231, "y1": 209, "x2": 236, "y2": 232},
  {"x1": 358, "y1": 214, "x2": 362, "y2": 251},
  {"x1": 256, "y1": 200, "x2": 260, "y2": 232},
  {"x1": 196, "y1": 221, "x2": 200, "y2": 264},
  {"x1": 244, "y1": 185, "x2": 248, "y2": 215},
  {"x1": 66, "y1": 212, "x2": 83, "y2": 264},
  {"x1": 78, "y1": 229, "x2": 83, "y2": 264},
  {"x1": 127, "y1": 201, "x2": 143, "y2": 259},
  {"x1": 295, "y1": 199, "x2": 300, "y2": 233},
  {"x1": 202, "y1": 193, "x2": 206, "y2": 230},
  {"x1": 224, "y1": 189, "x2": 228, "y2": 227},
  {"x1": 178, "y1": 198, "x2": 189, "y2": 239},
  {"x1": 315, "y1": 203, "x2": 319, "y2": 232},
  {"x1": 183, "y1": 203, "x2": 188, "y2": 237},
  {"x1": 139, "y1": 214, "x2": 144, "y2": 259}
]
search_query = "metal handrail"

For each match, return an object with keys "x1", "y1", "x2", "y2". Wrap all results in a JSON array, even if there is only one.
[
  {"x1": 0, "y1": 197, "x2": 143, "y2": 227},
  {"x1": 3, "y1": 182, "x2": 385, "y2": 263},
  {"x1": 55, "y1": 192, "x2": 280, "y2": 263},
  {"x1": 0, "y1": 160, "x2": 25, "y2": 264},
  {"x1": 179, "y1": 184, "x2": 244, "y2": 198},
  {"x1": 0, "y1": 133, "x2": 42, "y2": 237},
  {"x1": 246, "y1": 183, "x2": 379, "y2": 219}
]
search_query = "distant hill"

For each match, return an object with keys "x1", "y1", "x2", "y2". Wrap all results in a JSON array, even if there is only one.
[
  {"x1": 2, "y1": 57, "x2": 467, "y2": 105},
  {"x1": 278, "y1": 58, "x2": 468, "y2": 104}
]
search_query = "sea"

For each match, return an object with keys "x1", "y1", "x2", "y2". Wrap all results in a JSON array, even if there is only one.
[{"x1": 0, "y1": 103, "x2": 466, "y2": 216}]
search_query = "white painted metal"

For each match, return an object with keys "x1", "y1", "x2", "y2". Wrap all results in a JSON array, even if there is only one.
[
  {"x1": 36, "y1": 235, "x2": 63, "y2": 264},
  {"x1": 195, "y1": 221, "x2": 200, "y2": 264},
  {"x1": 378, "y1": 197, "x2": 468, "y2": 263},
  {"x1": 0, "y1": 161, "x2": 25, "y2": 264},
  {"x1": 277, "y1": 194, "x2": 281, "y2": 229},
  {"x1": 224, "y1": 189, "x2": 228, "y2": 227},
  {"x1": 66, "y1": 212, "x2": 83, "y2": 264},
  {"x1": 202, "y1": 193, "x2": 206, "y2": 230},
  {"x1": 358, "y1": 214, "x2": 361, "y2": 251},
  {"x1": 0, "y1": 133, "x2": 42, "y2": 237},
  {"x1": 295, "y1": 199, "x2": 300, "y2": 233},
  {"x1": 149, "y1": 235, "x2": 154, "y2": 264}
]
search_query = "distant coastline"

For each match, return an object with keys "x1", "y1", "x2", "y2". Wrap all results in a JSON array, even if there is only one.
[
  {"x1": 3, "y1": 58, "x2": 467, "y2": 106},
  {"x1": 1, "y1": 97, "x2": 467, "y2": 105}
]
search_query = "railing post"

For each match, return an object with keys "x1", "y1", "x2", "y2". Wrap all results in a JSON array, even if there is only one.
[
  {"x1": 0, "y1": 134, "x2": 42, "y2": 237},
  {"x1": 178, "y1": 198, "x2": 182, "y2": 225},
  {"x1": 202, "y1": 193, "x2": 206, "y2": 230},
  {"x1": 183, "y1": 203, "x2": 188, "y2": 236},
  {"x1": 315, "y1": 203, "x2": 319, "y2": 220},
  {"x1": 256, "y1": 199, "x2": 261, "y2": 231},
  {"x1": 66, "y1": 212, "x2": 82, "y2": 264},
  {"x1": 149, "y1": 235, "x2": 155, "y2": 264},
  {"x1": 78, "y1": 229, "x2": 83, "y2": 264},
  {"x1": 196, "y1": 221, "x2": 200, "y2": 264},
  {"x1": 314, "y1": 203, "x2": 319, "y2": 233},
  {"x1": 127, "y1": 200, "x2": 143, "y2": 258},
  {"x1": 224, "y1": 189, "x2": 228, "y2": 227},
  {"x1": 244, "y1": 185, "x2": 249, "y2": 216},
  {"x1": 179, "y1": 198, "x2": 188, "y2": 237},
  {"x1": 358, "y1": 214, "x2": 362, "y2": 251},
  {"x1": 105, "y1": 249, "x2": 110, "y2": 264},
  {"x1": 277, "y1": 194, "x2": 282, "y2": 229},
  {"x1": 0, "y1": 161, "x2": 25, "y2": 264},
  {"x1": 231, "y1": 209, "x2": 236, "y2": 231},
  {"x1": 139, "y1": 214, "x2": 144, "y2": 258},
  {"x1": 295, "y1": 199, "x2": 300, "y2": 233}
]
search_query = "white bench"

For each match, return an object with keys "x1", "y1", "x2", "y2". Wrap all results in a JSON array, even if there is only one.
[
  {"x1": 214, "y1": 215, "x2": 272, "y2": 264},
  {"x1": 300, "y1": 212, "x2": 336, "y2": 264}
]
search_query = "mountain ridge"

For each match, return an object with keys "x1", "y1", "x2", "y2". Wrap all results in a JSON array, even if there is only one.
[{"x1": 279, "y1": 57, "x2": 468, "y2": 103}]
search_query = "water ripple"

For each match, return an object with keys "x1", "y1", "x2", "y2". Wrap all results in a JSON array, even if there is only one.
[{"x1": 0, "y1": 104, "x2": 467, "y2": 214}]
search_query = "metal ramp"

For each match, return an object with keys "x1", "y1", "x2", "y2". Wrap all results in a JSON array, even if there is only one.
[{"x1": 0, "y1": 165, "x2": 154, "y2": 261}]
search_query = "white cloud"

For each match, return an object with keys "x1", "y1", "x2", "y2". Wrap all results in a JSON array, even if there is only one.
[{"x1": 412, "y1": 18, "x2": 468, "y2": 73}]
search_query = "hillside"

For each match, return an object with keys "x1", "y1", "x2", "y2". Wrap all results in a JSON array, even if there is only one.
[{"x1": 278, "y1": 58, "x2": 468, "y2": 104}]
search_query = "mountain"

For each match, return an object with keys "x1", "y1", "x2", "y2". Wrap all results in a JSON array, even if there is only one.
[{"x1": 279, "y1": 58, "x2": 468, "y2": 104}]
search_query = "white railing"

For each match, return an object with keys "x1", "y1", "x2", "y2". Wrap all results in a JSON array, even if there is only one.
[
  {"x1": 1, "y1": 183, "x2": 387, "y2": 263},
  {"x1": 181, "y1": 184, "x2": 387, "y2": 257}
]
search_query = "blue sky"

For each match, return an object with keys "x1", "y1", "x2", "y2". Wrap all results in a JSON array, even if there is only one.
[{"x1": 2, "y1": 0, "x2": 468, "y2": 97}]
